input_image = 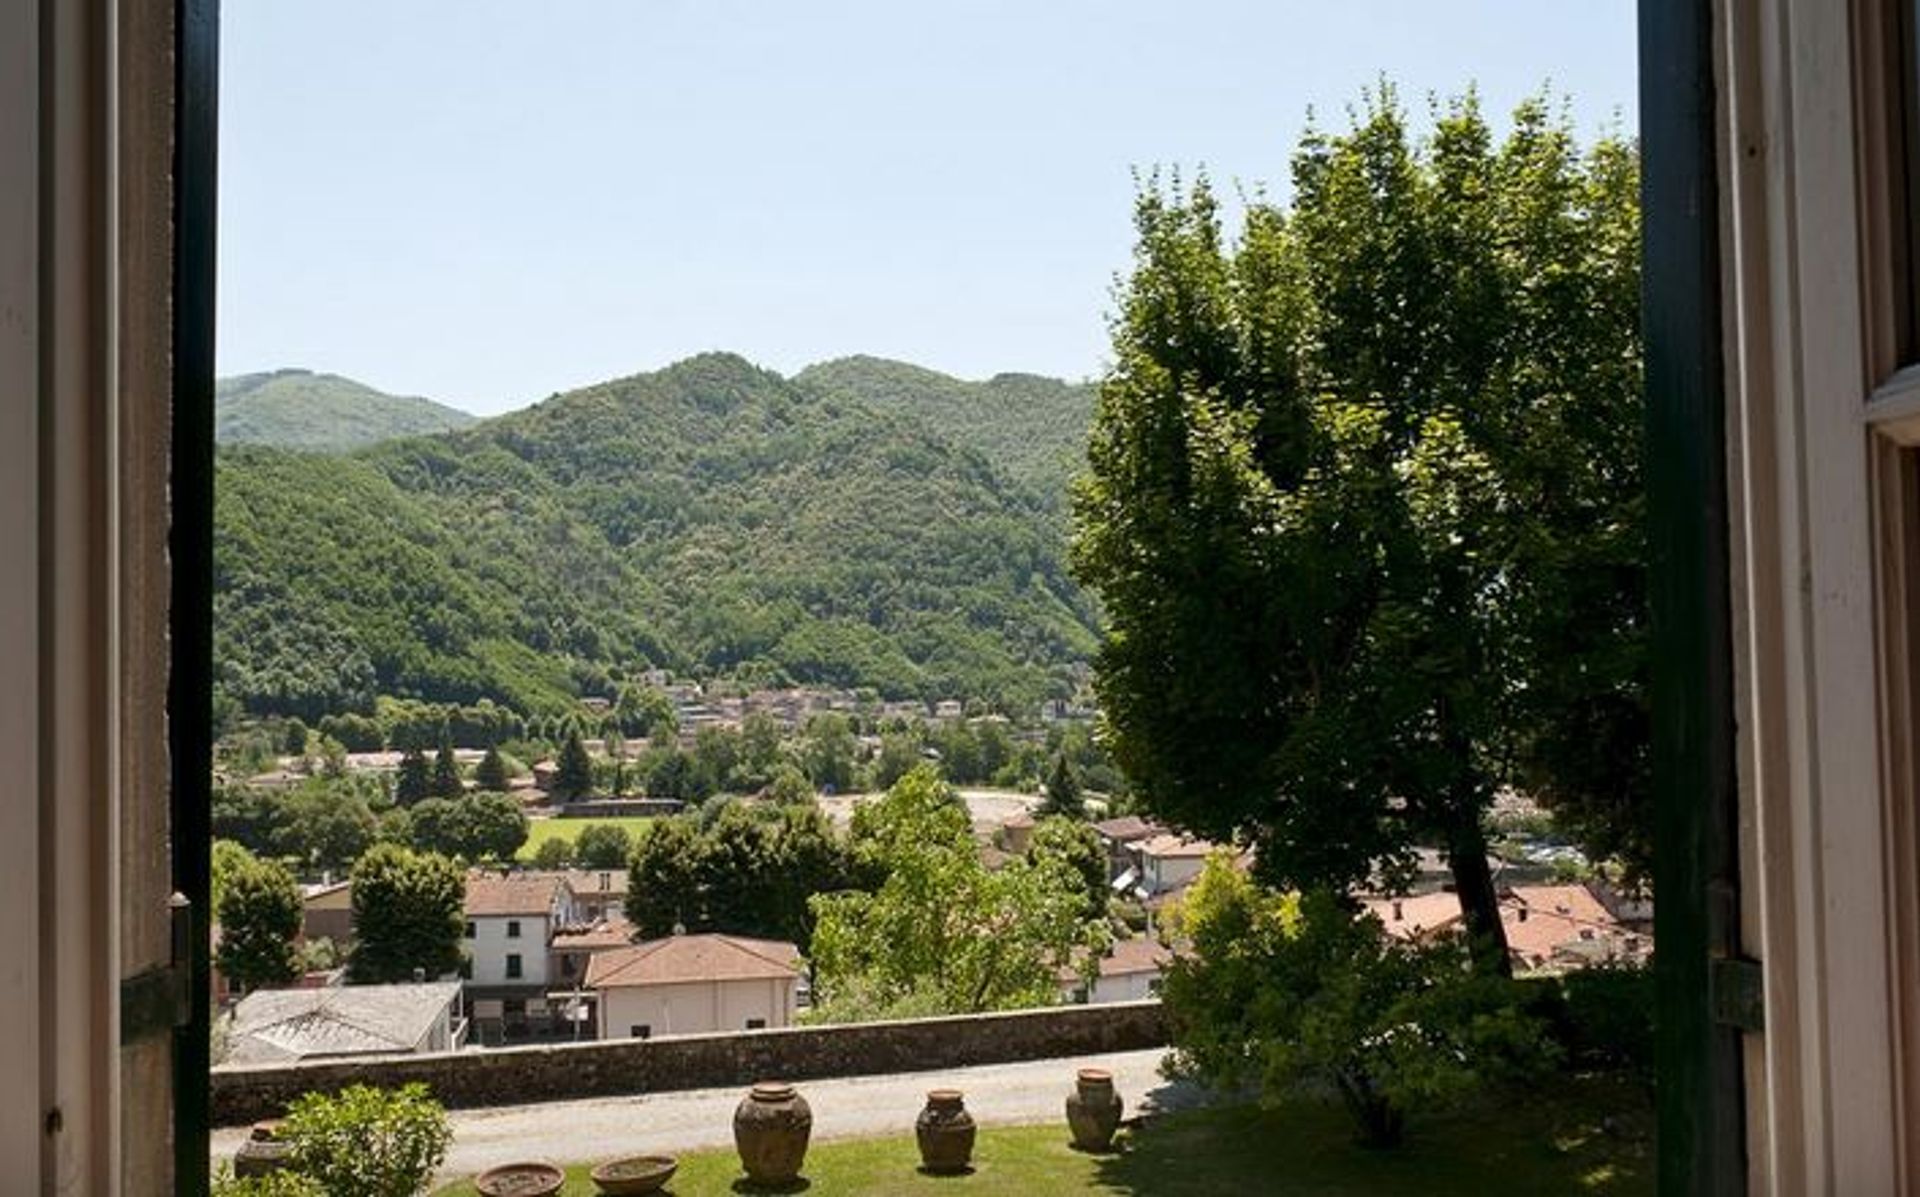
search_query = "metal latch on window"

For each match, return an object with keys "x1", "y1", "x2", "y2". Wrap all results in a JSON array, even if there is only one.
[
  {"x1": 120, "y1": 894, "x2": 193, "y2": 1046},
  {"x1": 1710, "y1": 954, "x2": 1764, "y2": 1033}
]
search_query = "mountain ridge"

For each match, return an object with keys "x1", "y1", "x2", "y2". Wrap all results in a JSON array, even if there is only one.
[
  {"x1": 215, "y1": 352, "x2": 1098, "y2": 721},
  {"x1": 216, "y1": 368, "x2": 478, "y2": 451}
]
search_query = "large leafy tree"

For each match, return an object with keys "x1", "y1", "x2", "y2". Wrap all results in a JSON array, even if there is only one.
[
  {"x1": 626, "y1": 817, "x2": 704, "y2": 939},
  {"x1": 1072, "y1": 89, "x2": 1645, "y2": 971},
  {"x1": 348, "y1": 844, "x2": 466, "y2": 983},
  {"x1": 473, "y1": 745, "x2": 511, "y2": 793},
  {"x1": 407, "y1": 794, "x2": 528, "y2": 863},
  {"x1": 574, "y1": 822, "x2": 632, "y2": 870},
  {"x1": 215, "y1": 849, "x2": 303, "y2": 992},
  {"x1": 809, "y1": 766, "x2": 1100, "y2": 1019},
  {"x1": 1028, "y1": 816, "x2": 1109, "y2": 922}
]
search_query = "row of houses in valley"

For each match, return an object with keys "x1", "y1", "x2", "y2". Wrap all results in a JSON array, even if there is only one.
[{"x1": 220, "y1": 865, "x2": 805, "y2": 1065}]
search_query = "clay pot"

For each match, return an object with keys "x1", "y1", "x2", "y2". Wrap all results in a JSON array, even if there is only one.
[
  {"x1": 473, "y1": 1161, "x2": 565, "y2": 1196},
  {"x1": 915, "y1": 1088, "x2": 977, "y2": 1174},
  {"x1": 733, "y1": 1081, "x2": 812, "y2": 1185},
  {"x1": 230, "y1": 1137, "x2": 289, "y2": 1183},
  {"x1": 589, "y1": 1154, "x2": 678, "y2": 1195},
  {"x1": 1065, "y1": 1067, "x2": 1123, "y2": 1152}
]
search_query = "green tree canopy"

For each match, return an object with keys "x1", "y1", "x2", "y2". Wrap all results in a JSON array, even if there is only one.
[
  {"x1": 573, "y1": 822, "x2": 632, "y2": 870},
  {"x1": 809, "y1": 765, "x2": 1100, "y2": 1020},
  {"x1": 407, "y1": 794, "x2": 528, "y2": 863},
  {"x1": 1028, "y1": 815, "x2": 1109, "y2": 922},
  {"x1": 215, "y1": 849, "x2": 303, "y2": 992},
  {"x1": 552, "y1": 731, "x2": 594, "y2": 802},
  {"x1": 1161, "y1": 855, "x2": 1554, "y2": 1146},
  {"x1": 348, "y1": 844, "x2": 465, "y2": 983},
  {"x1": 626, "y1": 817, "x2": 703, "y2": 939},
  {"x1": 394, "y1": 748, "x2": 431, "y2": 806},
  {"x1": 473, "y1": 745, "x2": 510, "y2": 793},
  {"x1": 429, "y1": 738, "x2": 463, "y2": 800},
  {"x1": 1035, "y1": 754, "x2": 1084, "y2": 819},
  {"x1": 532, "y1": 834, "x2": 574, "y2": 869},
  {"x1": 1072, "y1": 88, "x2": 1647, "y2": 970},
  {"x1": 766, "y1": 763, "x2": 814, "y2": 805},
  {"x1": 802, "y1": 713, "x2": 857, "y2": 792}
]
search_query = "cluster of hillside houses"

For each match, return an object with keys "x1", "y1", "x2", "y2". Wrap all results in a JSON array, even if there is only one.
[{"x1": 216, "y1": 807, "x2": 1651, "y2": 1068}]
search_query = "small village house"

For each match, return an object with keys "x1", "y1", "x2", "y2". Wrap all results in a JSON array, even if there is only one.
[
  {"x1": 300, "y1": 880, "x2": 352, "y2": 946},
  {"x1": 559, "y1": 868, "x2": 628, "y2": 922},
  {"x1": 1090, "y1": 815, "x2": 1162, "y2": 886},
  {"x1": 1132, "y1": 833, "x2": 1214, "y2": 897},
  {"x1": 585, "y1": 933, "x2": 801, "y2": 1040},
  {"x1": 1061, "y1": 935, "x2": 1177, "y2": 1006},
  {"x1": 463, "y1": 870, "x2": 578, "y2": 1038},
  {"x1": 223, "y1": 981, "x2": 466, "y2": 1065}
]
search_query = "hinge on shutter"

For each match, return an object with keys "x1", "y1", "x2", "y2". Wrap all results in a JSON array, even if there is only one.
[
  {"x1": 121, "y1": 893, "x2": 193, "y2": 1046},
  {"x1": 1710, "y1": 954, "x2": 1765, "y2": 1033}
]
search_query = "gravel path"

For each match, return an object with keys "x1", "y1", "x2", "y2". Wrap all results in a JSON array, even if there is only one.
[{"x1": 213, "y1": 1047, "x2": 1194, "y2": 1181}]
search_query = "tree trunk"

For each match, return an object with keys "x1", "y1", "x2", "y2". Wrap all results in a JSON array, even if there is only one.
[{"x1": 1447, "y1": 811, "x2": 1511, "y2": 976}]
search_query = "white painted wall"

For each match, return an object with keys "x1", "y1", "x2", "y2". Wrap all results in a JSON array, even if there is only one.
[
  {"x1": 467, "y1": 915, "x2": 552, "y2": 988},
  {"x1": 597, "y1": 977, "x2": 796, "y2": 1040},
  {"x1": 1088, "y1": 970, "x2": 1161, "y2": 1005},
  {"x1": 1142, "y1": 854, "x2": 1202, "y2": 895}
]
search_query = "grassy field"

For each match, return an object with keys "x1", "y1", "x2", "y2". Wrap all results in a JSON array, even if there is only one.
[
  {"x1": 517, "y1": 816, "x2": 655, "y2": 861},
  {"x1": 434, "y1": 1074, "x2": 1651, "y2": 1195}
]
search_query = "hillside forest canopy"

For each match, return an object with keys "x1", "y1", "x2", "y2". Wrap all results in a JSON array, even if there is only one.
[{"x1": 214, "y1": 354, "x2": 1098, "y2": 725}]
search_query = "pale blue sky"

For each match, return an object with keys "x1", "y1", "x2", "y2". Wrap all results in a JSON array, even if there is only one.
[{"x1": 218, "y1": 2, "x2": 1637, "y2": 415}]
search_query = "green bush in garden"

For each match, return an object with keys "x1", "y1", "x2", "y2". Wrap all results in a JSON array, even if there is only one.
[
  {"x1": 211, "y1": 1167, "x2": 325, "y2": 1197},
  {"x1": 280, "y1": 1082, "x2": 452, "y2": 1197},
  {"x1": 1161, "y1": 855, "x2": 1558, "y2": 1147}
]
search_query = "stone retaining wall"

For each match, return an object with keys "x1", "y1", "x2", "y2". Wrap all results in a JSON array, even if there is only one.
[{"x1": 212, "y1": 1000, "x2": 1167, "y2": 1126}]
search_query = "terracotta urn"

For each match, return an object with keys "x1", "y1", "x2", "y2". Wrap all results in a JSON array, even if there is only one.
[
  {"x1": 473, "y1": 1161, "x2": 566, "y2": 1196},
  {"x1": 915, "y1": 1088, "x2": 977, "y2": 1173},
  {"x1": 1065, "y1": 1067, "x2": 1123, "y2": 1152},
  {"x1": 733, "y1": 1081, "x2": 812, "y2": 1185}
]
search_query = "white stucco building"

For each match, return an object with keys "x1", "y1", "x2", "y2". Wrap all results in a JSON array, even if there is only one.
[
  {"x1": 1133, "y1": 834, "x2": 1213, "y2": 896},
  {"x1": 1061, "y1": 936, "x2": 1175, "y2": 1006},
  {"x1": 585, "y1": 933, "x2": 801, "y2": 1040},
  {"x1": 463, "y1": 870, "x2": 578, "y2": 1036}
]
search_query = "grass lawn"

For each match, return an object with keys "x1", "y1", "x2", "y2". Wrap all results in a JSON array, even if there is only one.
[
  {"x1": 518, "y1": 816, "x2": 655, "y2": 861},
  {"x1": 433, "y1": 1073, "x2": 1651, "y2": 1195}
]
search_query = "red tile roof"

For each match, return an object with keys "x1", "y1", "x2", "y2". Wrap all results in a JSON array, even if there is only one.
[
  {"x1": 1136, "y1": 833, "x2": 1215, "y2": 859},
  {"x1": 584, "y1": 934, "x2": 802, "y2": 989},
  {"x1": 1361, "y1": 883, "x2": 1651, "y2": 969},
  {"x1": 552, "y1": 917, "x2": 637, "y2": 953},
  {"x1": 1091, "y1": 816, "x2": 1160, "y2": 843},
  {"x1": 464, "y1": 871, "x2": 566, "y2": 917}
]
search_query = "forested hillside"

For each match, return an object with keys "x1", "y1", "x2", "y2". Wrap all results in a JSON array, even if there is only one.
[
  {"x1": 216, "y1": 369, "x2": 477, "y2": 450},
  {"x1": 795, "y1": 356, "x2": 1095, "y2": 503},
  {"x1": 215, "y1": 353, "x2": 1098, "y2": 721}
]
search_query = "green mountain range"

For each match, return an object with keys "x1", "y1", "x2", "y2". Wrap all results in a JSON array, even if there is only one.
[
  {"x1": 794, "y1": 357, "x2": 1095, "y2": 501},
  {"x1": 216, "y1": 368, "x2": 478, "y2": 451},
  {"x1": 215, "y1": 353, "x2": 1100, "y2": 722}
]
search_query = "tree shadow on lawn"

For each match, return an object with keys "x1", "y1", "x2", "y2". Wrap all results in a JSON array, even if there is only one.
[{"x1": 1093, "y1": 1073, "x2": 1653, "y2": 1197}]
